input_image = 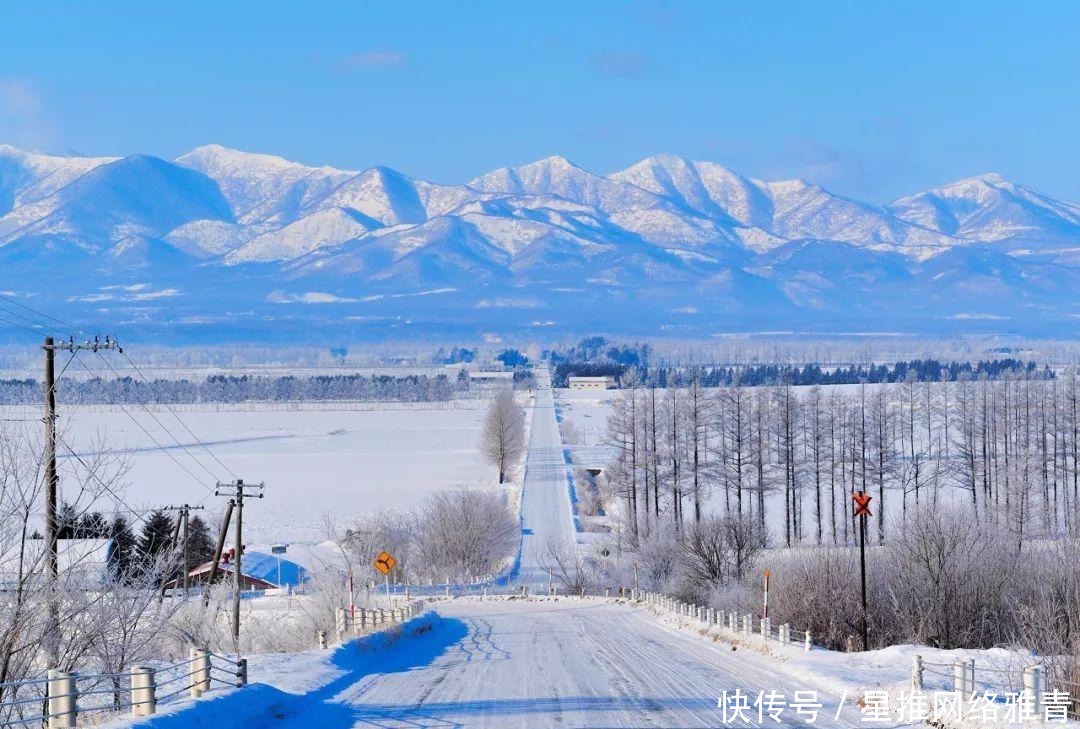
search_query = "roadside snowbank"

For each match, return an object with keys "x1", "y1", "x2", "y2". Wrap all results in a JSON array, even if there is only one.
[{"x1": 103, "y1": 611, "x2": 447, "y2": 728}]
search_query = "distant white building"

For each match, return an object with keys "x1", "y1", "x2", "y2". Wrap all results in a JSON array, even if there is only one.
[
  {"x1": 469, "y1": 370, "x2": 515, "y2": 394},
  {"x1": 468, "y1": 371, "x2": 514, "y2": 382},
  {"x1": 568, "y1": 376, "x2": 617, "y2": 391}
]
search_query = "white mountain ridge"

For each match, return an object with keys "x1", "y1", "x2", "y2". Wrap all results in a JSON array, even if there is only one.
[
  {"x1": 1, "y1": 143, "x2": 1078, "y2": 334},
  {"x1": 3, "y1": 143, "x2": 1067, "y2": 262}
]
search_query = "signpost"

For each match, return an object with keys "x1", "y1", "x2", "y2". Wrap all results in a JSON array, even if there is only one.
[
  {"x1": 373, "y1": 551, "x2": 397, "y2": 602},
  {"x1": 852, "y1": 491, "x2": 872, "y2": 651},
  {"x1": 272, "y1": 544, "x2": 287, "y2": 588},
  {"x1": 763, "y1": 568, "x2": 771, "y2": 619}
]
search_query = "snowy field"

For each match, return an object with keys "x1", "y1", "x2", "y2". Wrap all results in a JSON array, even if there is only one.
[{"x1": 33, "y1": 403, "x2": 506, "y2": 543}]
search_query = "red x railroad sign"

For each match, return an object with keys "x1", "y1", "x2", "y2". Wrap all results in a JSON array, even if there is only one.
[{"x1": 852, "y1": 491, "x2": 873, "y2": 518}]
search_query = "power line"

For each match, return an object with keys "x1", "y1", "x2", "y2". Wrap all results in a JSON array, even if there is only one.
[
  {"x1": 70, "y1": 354, "x2": 218, "y2": 495},
  {"x1": 0, "y1": 312, "x2": 46, "y2": 338},
  {"x1": 90, "y1": 351, "x2": 230, "y2": 486},
  {"x1": 54, "y1": 431, "x2": 150, "y2": 527},
  {"x1": 0, "y1": 293, "x2": 83, "y2": 333},
  {"x1": 118, "y1": 349, "x2": 239, "y2": 481}
]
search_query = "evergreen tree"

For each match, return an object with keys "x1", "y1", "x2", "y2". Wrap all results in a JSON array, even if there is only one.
[
  {"x1": 185, "y1": 515, "x2": 215, "y2": 570},
  {"x1": 57, "y1": 501, "x2": 79, "y2": 539},
  {"x1": 108, "y1": 515, "x2": 138, "y2": 581},
  {"x1": 136, "y1": 510, "x2": 175, "y2": 572},
  {"x1": 78, "y1": 511, "x2": 109, "y2": 538}
]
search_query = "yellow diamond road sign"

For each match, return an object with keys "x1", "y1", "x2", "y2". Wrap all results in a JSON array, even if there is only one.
[{"x1": 373, "y1": 551, "x2": 397, "y2": 575}]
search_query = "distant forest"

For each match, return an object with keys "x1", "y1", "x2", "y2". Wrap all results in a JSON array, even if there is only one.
[
  {"x1": 0, "y1": 372, "x2": 470, "y2": 405},
  {"x1": 552, "y1": 358, "x2": 1051, "y2": 388}
]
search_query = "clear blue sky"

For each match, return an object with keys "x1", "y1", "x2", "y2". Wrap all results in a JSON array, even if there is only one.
[{"x1": 2, "y1": 1, "x2": 1078, "y2": 202}]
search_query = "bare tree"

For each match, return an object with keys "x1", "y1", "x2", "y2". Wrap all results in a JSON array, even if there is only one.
[
  {"x1": 682, "y1": 512, "x2": 765, "y2": 587},
  {"x1": 481, "y1": 390, "x2": 526, "y2": 484},
  {"x1": 413, "y1": 488, "x2": 518, "y2": 581}
]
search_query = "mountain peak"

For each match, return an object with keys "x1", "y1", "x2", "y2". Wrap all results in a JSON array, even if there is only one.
[
  {"x1": 524, "y1": 155, "x2": 579, "y2": 170},
  {"x1": 177, "y1": 144, "x2": 354, "y2": 176}
]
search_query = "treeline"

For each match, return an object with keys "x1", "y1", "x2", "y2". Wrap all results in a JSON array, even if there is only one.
[
  {"x1": 603, "y1": 366, "x2": 1079, "y2": 548},
  {"x1": 51, "y1": 504, "x2": 215, "y2": 581},
  {"x1": 555, "y1": 357, "x2": 1048, "y2": 388},
  {"x1": 0, "y1": 372, "x2": 468, "y2": 405}
]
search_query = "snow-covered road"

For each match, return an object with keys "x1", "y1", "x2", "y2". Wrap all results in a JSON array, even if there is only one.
[
  {"x1": 253, "y1": 599, "x2": 865, "y2": 729},
  {"x1": 516, "y1": 369, "x2": 577, "y2": 585}
]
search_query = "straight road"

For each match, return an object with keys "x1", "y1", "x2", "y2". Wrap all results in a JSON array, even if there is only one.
[
  {"x1": 515, "y1": 368, "x2": 577, "y2": 585},
  {"x1": 258, "y1": 599, "x2": 866, "y2": 729}
]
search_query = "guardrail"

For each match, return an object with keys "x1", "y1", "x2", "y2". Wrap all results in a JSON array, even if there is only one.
[
  {"x1": 645, "y1": 592, "x2": 1063, "y2": 722},
  {"x1": 643, "y1": 592, "x2": 818, "y2": 651},
  {"x1": 0, "y1": 649, "x2": 247, "y2": 727},
  {"x1": 330, "y1": 600, "x2": 426, "y2": 645}
]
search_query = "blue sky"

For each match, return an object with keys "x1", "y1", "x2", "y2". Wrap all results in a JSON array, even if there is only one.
[{"x1": 2, "y1": 1, "x2": 1078, "y2": 202}]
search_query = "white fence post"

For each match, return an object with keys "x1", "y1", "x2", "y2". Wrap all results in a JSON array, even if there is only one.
[
  {"x1": 1023, "y1": 665, "x2": 1044, "y2": 716},
  {"x1": 334, "y1": 607, "x2": 346, "y2": 638},
  {"x1": 952, "y1": 658, "x2": 974, "y2": 697},
  {"x1": 761, "y1": 617, "x2": 771, "y2": 641},
  {"x1": 911, "y1": 655, "x2": 924, "y2": 692},
  {"x1": 803, "y1": 630, "x2": 811, "y2": 652},
  {"x1": 130, "y1": 665, "x2": 156, "y2": 717},
  {"x1": 190, "y1": 648, "x2": 211, "y2": 698},
  {"x1": 317, "y1": 630, "x2": 328, "y2": 649},
  {"x1": 47, "y1": 669, "x2": 77, "y2": 729}
]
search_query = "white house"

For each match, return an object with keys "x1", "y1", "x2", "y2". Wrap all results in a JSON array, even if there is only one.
[
  {"x1": 567, "y1": 376, "x2": 617, "y2": 391},
  {"x1": 0, "y1": 538, "x2": 115, "y2": 590}
]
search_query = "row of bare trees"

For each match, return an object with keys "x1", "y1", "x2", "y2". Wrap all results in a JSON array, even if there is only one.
[{"x1": 604, "y1": 368, "x2": 1079, "y2": 548}]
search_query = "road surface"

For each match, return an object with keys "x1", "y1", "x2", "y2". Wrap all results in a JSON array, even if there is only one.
[
  {"x1": 258, "y1": 599, "x2": 864, "y2": 729},
  {"x1": 516, "y1": 369, "x2": 577, "y2": 585}
]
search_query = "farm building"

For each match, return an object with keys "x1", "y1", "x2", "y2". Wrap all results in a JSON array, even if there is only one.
[
  {"x1": 176, "y1": 549, "x2": 309, "y2": 591},
  {"x1": 567, "y1": 376, "x2": 617, "y2": 391}
]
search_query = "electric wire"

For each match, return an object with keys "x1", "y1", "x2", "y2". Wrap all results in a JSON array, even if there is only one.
[
  {"x1": 71, "y1": 355, "x2": 217, "y2": 495},
  {"x1": 90, "y1": 351, "x2": 228, "y2": 487},
  {"x1": 118, "y1": 349, "x2": 239, "y2": 481}
]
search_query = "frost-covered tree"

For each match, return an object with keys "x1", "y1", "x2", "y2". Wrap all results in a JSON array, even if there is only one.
[{"x1": 481, "y1": 390, "x2": 526, "y2": 483}]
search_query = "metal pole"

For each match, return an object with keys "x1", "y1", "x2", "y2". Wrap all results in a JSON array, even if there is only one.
[
  {"x1": 203, "y1": 499, "x2": 234, "y2": 607},
  {"x1": 182, "y1": 506, "x2": 190, "y2": 597},
  {"x1": 158, "y1": 514, "x2": 182, "y2": 603},
  {"x1": 43, "y1": 337, "x2": 59, "y2": 667},
  {"x1": 859, "y1": 511, "x2": 868, "y2": 651},
  {"x1": 233, "y1": 480, "x2": 244, "y2": 647},
  {"x1": 763, "y1": 568, "x2": 771, "y2": 619}
]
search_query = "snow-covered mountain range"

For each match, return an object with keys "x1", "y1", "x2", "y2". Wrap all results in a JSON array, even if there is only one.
[{"x1": 1, "y1": 143, "x2": 1078, "y2": 341}]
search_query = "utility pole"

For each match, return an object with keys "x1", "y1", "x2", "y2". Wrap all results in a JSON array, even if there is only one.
[
  {"x1": 214, "y1": 480, "x2": 264, "y2": 651},
  {"x1": 852, "y1": 491, "x2": 873, "y2": 652},
  {"x1": 163, "y1": 504, "x2": 205, "y2": 598},
  {"x1": 42, "y1": 334, "x2": 121, "y2": 666},
  {"x1": 203, "y1": 499, "x2": 234, "y2": 607}
]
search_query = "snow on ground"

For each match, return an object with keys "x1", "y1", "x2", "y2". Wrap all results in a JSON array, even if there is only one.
[
  {"x1": 650, "y1": 603, "x2": 1069, "y2": 728},
  {"x1": 117, "y1": 598, "x2": 1070, "y2": 729},
  {"x1": 516, "y1": 373, "x2": 576, "y2": 583},
  {"x1": 108, "y1": 597, "x2": 1050, "y2": 729},
  {"x1": 43, "y1": 404, "x2": 502, "y2": 543}
]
